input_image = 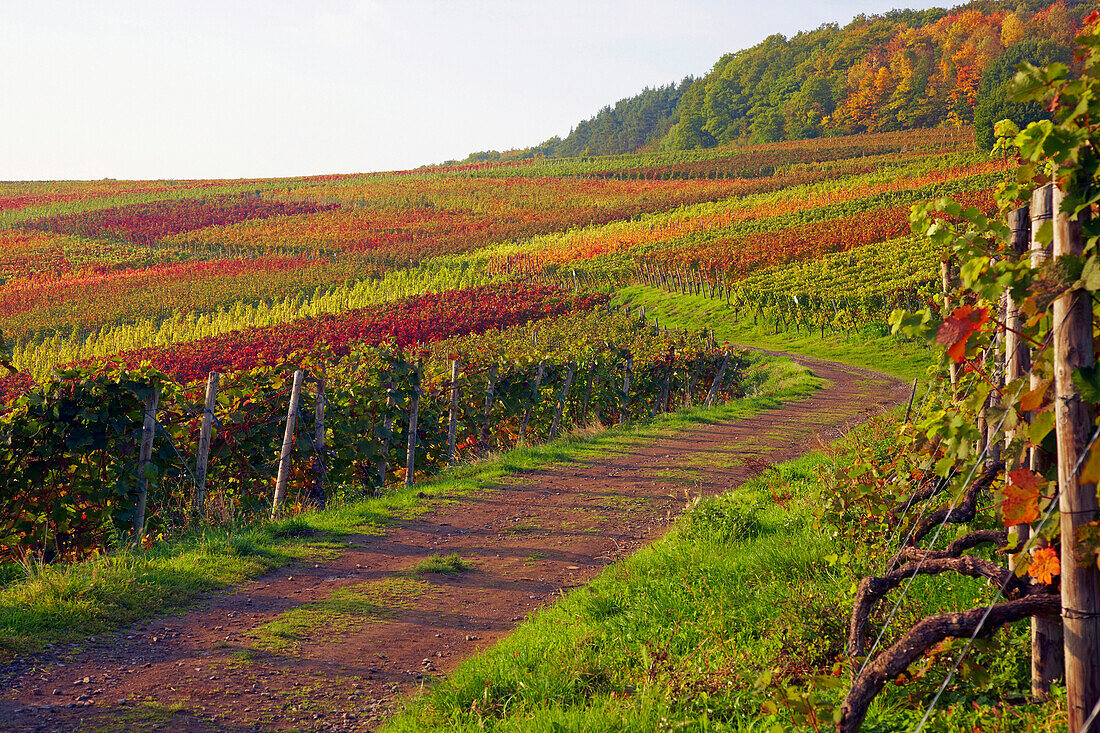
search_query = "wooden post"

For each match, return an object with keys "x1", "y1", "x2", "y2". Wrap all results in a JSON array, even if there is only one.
[
  {"x1": 271, "y1": 370, "x2": 304, "y2": 520},
  {"x1": 618, "y1": 353, "x2": 633, "y2": 425},
  {"x1": 378, "y1": 381, "x2": 395, "y2": 486},
  {"x1": 519, "y1": 360, "x2": 545, "y2": 445},
  {"x1": 550, "y1": 362, "x2": 575, "y2": 439},
  {"x1": 446, "y1": 359, "x2": 461, "y2": 464},
  {"x1": 705, "y1": 352, "x2": 731, "y2": 407},
  {"x1": 941, "y1": 259, "x2": 959, "y2": 388},
  {"x1": 312, "y1": 372, "x2": 326, "y2": 508},
  {"x1": 133, "y1": 385, "x2": 160, "y2": 546},
  {"x1": 405, "y1": 361, "x2": 422, "y2": 488},
  {"x1": 684, "y1": 363, "x2": 699, "y2": 408},
  {"x1": 1051, "y1": 184, "x2": 1100, "y2": 732},
  {"x1": 1005, "y1": 206, "x2": 1032, "y2": 389},
  {"x1": 658, "y1": 359, "x2": 673, "y2": 414},
  {"x1": 903, "y1": 378, "x2": 917, "y2": 423},
  {"x1": 482, "y1": 364, "x2": 497, "y2": 448},
  {"x1": 192, "y1": 372, "x2": 219, "y2": 514},
  {"x1": 579, "y1": 358, "x2": 597, "y2": 424}
]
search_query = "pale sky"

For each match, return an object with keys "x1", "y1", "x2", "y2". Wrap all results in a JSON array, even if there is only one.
[{"x1": 1, "y1": 1, "x2": 947, "y2": 181}]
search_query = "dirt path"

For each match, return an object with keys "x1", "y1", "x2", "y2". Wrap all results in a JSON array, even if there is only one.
[{"x1": 0, "y1": 354, "x2": 904, "y2": 733}]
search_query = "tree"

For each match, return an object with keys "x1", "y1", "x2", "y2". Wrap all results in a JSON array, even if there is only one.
[{"x1": 973, "y1": 39, "x2": 1070, "y2": 149}]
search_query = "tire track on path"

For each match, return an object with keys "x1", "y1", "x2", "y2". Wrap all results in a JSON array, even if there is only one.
[{"x1": 0, "y1": 354, "x2": 906, "y2": 733}]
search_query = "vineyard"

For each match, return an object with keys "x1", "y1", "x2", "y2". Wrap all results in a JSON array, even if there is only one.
[{"x1": 7, "y1": 10, "x2": 1100, "y2": 732}]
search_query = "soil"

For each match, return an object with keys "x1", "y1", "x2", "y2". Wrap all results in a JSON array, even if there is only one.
[{"x1": 0, "y1": 353, "x2": 905, "y2": 733}]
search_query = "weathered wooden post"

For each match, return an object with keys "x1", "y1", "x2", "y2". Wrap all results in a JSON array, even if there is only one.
[
  {"x1": 903, "y1": 378, "x2": 917, "y2": 424},
  {"x1": 658, "y1": 359, "x2": 673, "y2": 414},
  {"x1": 549, "y1": 362, "x2": 575, "y2": 439},
  {"x1": 271, "y1": 370, "x2": 304, "y2": 520},
  {"x1": 1051, "y1": 184, "x2": 1100, "y2": 732},
  {"x1": 312, "y1": 372, "x2": 326, "y2": 508},
  {"x1": 133, "y1": 384, "x2": 161, "y2": 545},
  {"x1": 482, "y1": 364, "x2": 498, "y2": 448},
  {"x1": 446, "y1": 359, "x2": 461, "y2": 464},
  {"x1": 1016, "y1": 187, "x2": 1060, "y2": 691},
  {"x1": 519, "y1": 360, "x2": 545, "y2": 445},
  {"x1": 579, "y1": 357, "x2": 597, "y2": 424},
  {"x1": 705, "y1": 351, "x2": 731, "y2": 407},
  {"x1": 941, "y1": 258, "x2": 959, "y2": 388},
  {"x1": 618, "y1": 352, "x2": 633, "y2": 425},
  {"x1": 193, "y1": 372, "x2": 219, "y2": 514},
  {"x1": 405, "y1": 361, "x2": 422, "y2": 488},
  {"x1": 378, "y1": 380, "x2": 396, "y2": 486}
]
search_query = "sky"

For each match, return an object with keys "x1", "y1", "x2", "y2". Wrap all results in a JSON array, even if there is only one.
[{"x1": 1, "y1": 0, "x2": 948, "y2": 181}]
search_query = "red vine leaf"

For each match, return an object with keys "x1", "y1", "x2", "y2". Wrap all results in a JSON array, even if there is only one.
[
  {"x1": 936, "y1": 306, "x2": 989, "y2": 363},
  {"x1": 1002, "y1": 468, "x2": 1043, "y2": 526},
  {"x1": 1028, "y1": 547, "x2": 1061, "y2": 585}
]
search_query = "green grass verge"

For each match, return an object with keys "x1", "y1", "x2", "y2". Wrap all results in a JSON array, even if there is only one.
[
  {"x1": 0, "y1": 351, "x2": 820, "y2": 657},
  {"x1": 615, "y1": 285, "x2": 936, "y2": 382},
  {"x1": 382, "y1": 418, "x2": 1062, "y2": 733}
]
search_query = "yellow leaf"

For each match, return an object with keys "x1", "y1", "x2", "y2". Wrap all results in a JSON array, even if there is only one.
[{"x1": 1082, "y1": 441, "x2": 1100, "y2": 485}]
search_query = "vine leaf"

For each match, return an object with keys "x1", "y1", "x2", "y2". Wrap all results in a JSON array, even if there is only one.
[
  {"x1": 1080, "y1": 440, "x2": 1100, "y2": 485},
  {"x1": 1075, "y1": 521, "x2": 1100, "y2": 569},
  {"x1": 1019, "y1": 379, "x2": 1051, "y2": 412},
  {"x1": 935, "y1": 305, "x2": 989, "y2": 363},
  {"x1": 1072, "y1": 365, "x2": 1100, "y2": 403},
  {"x1": 1028, "y1": 547, "x2": 1061, "y2": 585},
  {"x1": 1002, "y1": 467, "x2": 1043, "y2": 526}
]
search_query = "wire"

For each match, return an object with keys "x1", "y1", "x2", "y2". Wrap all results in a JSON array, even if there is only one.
[
  {"x1": 913, "y1": 416, "x2": 1100, "y2": 732},
  {"x1": 854, "y1": 328, "x2": 1052, "y2": 681}
]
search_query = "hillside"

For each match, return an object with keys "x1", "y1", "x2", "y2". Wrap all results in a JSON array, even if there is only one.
[
  {"x1": 466, "y1": 0, "x2": 1083, "y2": 162},
  {"x1": 4, "y1": 18, "x2": 1100, "y2": 731}
]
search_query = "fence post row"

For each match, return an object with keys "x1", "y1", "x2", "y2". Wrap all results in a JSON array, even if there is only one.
[
  {"x1": 133, "y1": 385, "x2": 161, "y2": 546},
  {"x1": 193, "y1": 372, "x2": 219, "y2": 514},
  {"x1": 1050, "y1": 183, "x2": 1100, "y2": 732},
  {"x1": 271, "y1": 370, "x2": 304, "y2": 520}
]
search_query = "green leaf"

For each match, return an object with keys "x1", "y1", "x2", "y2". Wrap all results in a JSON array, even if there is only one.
[
  {"x1": 1030, "y1": 410, "x2": 1056, "y2": 446},
  {"x1": 1072, "y1": 366, "x2": 1100, "y2": 403}
]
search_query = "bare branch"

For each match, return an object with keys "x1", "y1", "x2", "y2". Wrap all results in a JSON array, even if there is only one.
[
  {"x1": 907, "y1": 461, "x2": 1003, "y2": 547},
  {"x1": 890, "y1": 529, "x2": 1007, "y2": 569},
  {"x1": 838, "y1": 594, "x2": 1060, "y2": 733},
  {"x1": 848, "y1": 553, "x2": 1025, "y2": 660}
]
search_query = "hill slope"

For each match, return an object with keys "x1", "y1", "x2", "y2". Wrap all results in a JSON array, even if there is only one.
[{"x1": 468, "y1": 0, "x2": 1084, "y2": 162}]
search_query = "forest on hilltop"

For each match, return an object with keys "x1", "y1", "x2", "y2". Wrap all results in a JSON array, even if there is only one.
[{"x1": 466, "y1": 0, "x2": 1085, "y2": 162}]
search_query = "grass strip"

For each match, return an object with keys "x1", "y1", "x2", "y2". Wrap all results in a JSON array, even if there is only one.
[{"x1": 615, "y1": 284, "x2": 935, "y2": 382}]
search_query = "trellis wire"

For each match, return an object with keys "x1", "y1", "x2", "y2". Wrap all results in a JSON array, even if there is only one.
[
  {"x1": 853, "y1": 327, "x2": 1052, "y2": 681},
  {"x1": 913, "y1": 415, "x2": 1100, "y2": 732}
]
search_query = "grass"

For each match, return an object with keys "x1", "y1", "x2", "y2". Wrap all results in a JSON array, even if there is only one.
[
  {"x1": 615, "y1": 284, "x2": 936, "y2": 382},
  {"x1": 0, "y1": 350, "x2": 820, "y2": 656},
  {"x1": 381, "y1": 417, "x2": 1062, "y2": 733},
  {"x1": 249, "y1": 577, "x2": 431, "y2": 654},
  {"x1": 413, "y1": 552, "x2": 475, "y2": 575}
]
